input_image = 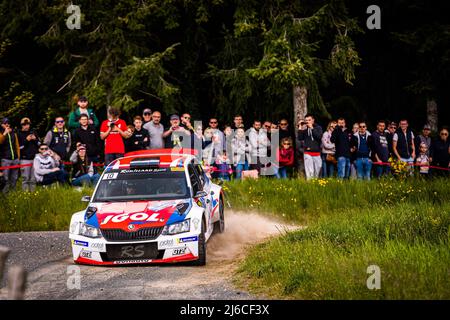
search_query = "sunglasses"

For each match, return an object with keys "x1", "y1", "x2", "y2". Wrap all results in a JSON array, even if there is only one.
[
  {"x1": 209, "y1": 121, "x2": 217, "y2": 124},
  {"x1": 143, "y1": 113, "x2": 151, "y2": 116},
  {"x1": 359, "y1": 126, "x2": 366, "y2": 128},
  {"x1": 441, "y1": 133, "x2": 448, "y2": 136},
  {"x1": 55, "y1": 120, "x2": 65, "y2": 123}
]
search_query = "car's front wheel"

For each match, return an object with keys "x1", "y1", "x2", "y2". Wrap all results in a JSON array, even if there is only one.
[
  {"x1": 191, "y1": 218, "x2": 206, "y2": 266},
  {"x1": 214, "y1": 198, "x2": 225, "y2": 233}
]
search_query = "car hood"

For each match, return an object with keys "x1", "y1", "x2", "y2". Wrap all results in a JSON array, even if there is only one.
[{"x1": 85, "y1": 199, "x2": 191, "y2": 231}]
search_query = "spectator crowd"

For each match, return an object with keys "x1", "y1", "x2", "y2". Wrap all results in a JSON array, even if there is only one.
[{"x1": 0, "y1": 95, "x2": 449, "y2": 193}]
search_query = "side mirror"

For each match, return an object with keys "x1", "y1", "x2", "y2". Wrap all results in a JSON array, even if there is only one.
[
  {"x1": 194, "y1": 190, "x2": 208, "y2": 198},
  {"x1": 81, "y1": 195, "x2": 91, "y2": 202}
]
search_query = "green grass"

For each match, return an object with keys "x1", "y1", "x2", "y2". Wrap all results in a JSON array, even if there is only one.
[
  {"x1": 224, "y1": 178, "x2": 450, "y2": 299},
  {"x1": 0, "y1": 186, "x2": 94, "y2": 232},
  {"x1": 223, "y1": 177, "x2": 450, "y2": 225}
]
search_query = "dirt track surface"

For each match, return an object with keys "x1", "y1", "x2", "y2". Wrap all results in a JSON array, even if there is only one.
[{"x1": 0, "y1": 211, "x2": 297, "y2": 300}]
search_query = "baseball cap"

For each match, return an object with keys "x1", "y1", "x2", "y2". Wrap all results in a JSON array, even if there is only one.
[
  {"x1": 78, "y1": 96, "x2": 88, "y2": 102},
  {"x1": 143, "y1": 108, "x2": 152, "y2": 114},
  {"x1": 423, "y1": 124, "x2": 431, "y2": 130},
  {"x1": 1, "y1": 117, "x2": 10, "y2": 124},
  {"x1": 170, "y1": 114, "x2": 180, "y2": 121},
  {"x1": 389, "y1": 122, "x2": 397, "y2": 127},
  {"x1": 20, "y1": 117, "x2": 31, "y2": 125}
]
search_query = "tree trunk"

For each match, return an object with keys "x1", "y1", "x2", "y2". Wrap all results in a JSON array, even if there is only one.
[
  {"x1": 293, "y1": 85, "x2": 308, "y2": 139},
  {"x1": 293, "y1": 85, "x2": 308, "y2": 175},
  {"x1": 426, "y1": 98, "x2": 438, "y2": 132}
]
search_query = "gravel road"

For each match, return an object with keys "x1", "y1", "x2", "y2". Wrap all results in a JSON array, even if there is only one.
[{"x1": 0, "y1": 211, "x2": 297, "y2": 300}]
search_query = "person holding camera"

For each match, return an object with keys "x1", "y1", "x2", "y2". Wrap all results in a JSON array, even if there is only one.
[
  {"x1": 100, "y1": 106, "x2": 130, "y2": 166},
  {"x1": 163, "y1": 114, "x2": 191, "y2": 149},
  {"x1": 297, "y1": 114, "x2": 323, "y2": 180},
  {"x1": 17, "y1": 117, "x2": 40, "y2": 192}
]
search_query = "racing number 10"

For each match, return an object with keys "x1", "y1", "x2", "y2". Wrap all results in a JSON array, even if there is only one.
[{"x1": 101, "y1": 213, "x2": 160, "y2": 225}]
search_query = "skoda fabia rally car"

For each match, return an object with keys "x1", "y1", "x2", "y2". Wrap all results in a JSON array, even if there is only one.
[{"x1": 69, "y1": 149, "x2": 225, "y2": 266}]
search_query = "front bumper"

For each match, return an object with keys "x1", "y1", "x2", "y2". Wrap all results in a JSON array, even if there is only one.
[{"x1": 69, "y1": 233, "x2": 200, "y2": 266}]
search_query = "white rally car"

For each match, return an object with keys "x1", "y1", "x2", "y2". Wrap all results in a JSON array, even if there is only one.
[{"x1": 69, "y1": 149, "x2": 225, "y2": 266}]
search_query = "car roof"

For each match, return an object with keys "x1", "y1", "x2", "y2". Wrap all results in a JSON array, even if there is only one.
[{"x1": 106, "y1": 149, "x2": 198, "y2": 171}]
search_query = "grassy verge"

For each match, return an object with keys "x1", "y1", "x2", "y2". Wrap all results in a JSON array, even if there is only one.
[
  {"x1": 224, "y1": 177, "x2": 449, "y2": 225},
  {"x1": 223, "y1": 178, "x2": 450, "y2": 299},
  {"x1": 0, "y1": 186, "x2": 93, "y2": 232}
]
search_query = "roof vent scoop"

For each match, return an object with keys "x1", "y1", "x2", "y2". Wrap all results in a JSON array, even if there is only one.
[{"x1": 129, "y1": 158, "x2": 160, "y2": 169}]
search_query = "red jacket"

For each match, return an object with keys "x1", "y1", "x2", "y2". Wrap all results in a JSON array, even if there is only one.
[{"x1": 277, "y1": 147, "x2": 294, "y2": 167}]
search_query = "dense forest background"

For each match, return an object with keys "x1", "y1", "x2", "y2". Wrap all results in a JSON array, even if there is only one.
[{"x1": 0, "y1": 0, "x2": 448, "y2": 133}]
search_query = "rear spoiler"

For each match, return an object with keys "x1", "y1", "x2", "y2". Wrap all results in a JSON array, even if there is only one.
[{"x1": 124, "y1": 148, "x2": 198, "y2": 158}]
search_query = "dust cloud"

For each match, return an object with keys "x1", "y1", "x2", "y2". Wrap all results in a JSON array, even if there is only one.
[{"x1": 207, "y1": 210, "x2": 300, "y2": 263}]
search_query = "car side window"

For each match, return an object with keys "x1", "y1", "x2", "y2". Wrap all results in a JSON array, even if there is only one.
[
  {"x1": 188, "y1": 165, "x2": 201, "y2": 194},
  {"x1": 195, "y1": 164, "x2": 206, "y2": 187}
]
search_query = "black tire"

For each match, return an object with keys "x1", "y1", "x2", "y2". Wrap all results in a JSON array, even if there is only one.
[
  {"x1": 191, "y1": 218, "x2": 206, "y2": 266},
  {"x1": 213, "y1": 198, "x2": 225, "y2": 234}
]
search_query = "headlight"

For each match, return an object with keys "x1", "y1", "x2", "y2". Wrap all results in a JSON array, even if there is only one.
[
  {"x1": 79, "y1": 222, "x2": 102, "y2": 238},
  {"x1": 161, "y1": 219, "x2": 190, "y2": 235}
]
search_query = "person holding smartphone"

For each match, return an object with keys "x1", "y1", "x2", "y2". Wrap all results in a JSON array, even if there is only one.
[
  {"x1": 163, "y1": 114, "x2": 191, "y2": 149},
  {"x1": 100, "y1": 106, "x2": 130, "y2": 166}
]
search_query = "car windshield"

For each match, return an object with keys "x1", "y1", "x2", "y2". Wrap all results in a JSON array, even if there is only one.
[{"x1": 93, "y1": 168, "x2": 190, "y2": 202}]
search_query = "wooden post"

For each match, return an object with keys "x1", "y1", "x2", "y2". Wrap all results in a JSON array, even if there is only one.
[
  {"x1": 0, "y1": 245, "x2": 10, "y2": 287},
  {"x1": 7, "y1": 266, "x2": 27, "y2": 300}
]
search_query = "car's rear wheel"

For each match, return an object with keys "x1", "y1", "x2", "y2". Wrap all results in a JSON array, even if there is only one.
[
  {"x1": 214, "y1": 198, "x2": 225, "y2": 234},
  {"x1": 191, "y1": 218, "x2": 206, "y2": 266}
]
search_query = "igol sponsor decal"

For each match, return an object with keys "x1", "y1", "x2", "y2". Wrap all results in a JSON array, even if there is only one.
[
  {"x1": 177, "y1": 236, "x2": 198, "y2": 244},
  {"x1": 73, "y1": 240, "x2": 89, "y2": 247}
]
